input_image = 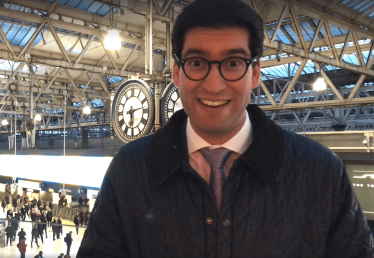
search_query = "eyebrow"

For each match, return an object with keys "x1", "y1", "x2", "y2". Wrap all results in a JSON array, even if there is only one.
[{"x1": 182, "y1": 48, "x2": 251, "y2": 58}]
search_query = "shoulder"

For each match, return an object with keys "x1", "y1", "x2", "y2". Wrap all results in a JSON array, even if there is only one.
[{"x1": 282, "y1": 129, "x2": 341, "y2": 167}]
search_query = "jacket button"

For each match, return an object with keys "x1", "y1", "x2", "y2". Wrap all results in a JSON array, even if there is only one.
[
  {"x1": 206, "y1": 218, "x2": 213, "y2": 225},
  {"x1": 221, "y1": 218, "x2": 230, "y2": 227}
]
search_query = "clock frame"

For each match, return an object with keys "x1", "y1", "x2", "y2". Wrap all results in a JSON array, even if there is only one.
[
  {"x1": 160, "y1": 82, "x2": 183, "y2": 125},
  {"x1": 112, "y1": 79, "x2": 154, "y2": 143}
]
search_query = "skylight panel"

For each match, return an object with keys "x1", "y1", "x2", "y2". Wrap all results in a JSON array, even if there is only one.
[
  {"x1": 6, "y1": 25, "x2": 21, "y2": 43},
  {"x1": 58, "y1": 0, "x2": 69, "y2": 4},
  {"x1": 97, "y1": 5, "x2": 110, "y2": 16},
  {"x1": 87, "y1": 2, "x2": 102, "y2": 13},
  {"x1": 11, "y1": 27, "x2": 29, "y2": 45},
  {"x1": 283, "y1": 24, "x2": 299, "y2": 43},
  {"x1": 20, "y1": 27, "x2": 36, "y2": 46},
  {"x1": 68, "y1": 0, "x2": 82, "y2": 8},
  {"x1": 77, "y1": 0, "x2": 94, "y2": 10},
  {"x1": 343, "y1": 53, "x2": 359, "y2": 65}
]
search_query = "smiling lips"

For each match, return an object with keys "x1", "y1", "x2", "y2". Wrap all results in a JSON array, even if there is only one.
[{"x1": 199, "y1": 99, "x2": 229, "y2": 107}]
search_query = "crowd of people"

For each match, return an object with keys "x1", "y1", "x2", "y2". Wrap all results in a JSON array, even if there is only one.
[{"x1": 1, "y1": 193, "x2": 89, "y2": 257}]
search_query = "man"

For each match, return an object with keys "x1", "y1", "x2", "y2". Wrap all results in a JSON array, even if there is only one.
[
  {"x1": 46, "y1": 208, "x2": 53, "y2": 227},
  {"x1": 74, "y1": 214, "x2": 80, "y2": 234},
  {"x1": 58, "y1": 253, "x2": 64, "y2": 258},
  {"x1": 17, "y1": 228, "x2": 26, "y2": 243},
  {"x1": 5, "y1": 221, "x2": 14, "y2": 246},
  {"x1": 57, "y1": 217, "x2": 62, "y2": 238},
  {"x1": 18, "y1": 238, "x2": 27, "y2": 258},
  {"x1": 78, "y1": 197, "x2": 83, "y2": 209},
  {"x1": 31, "y1": 224, "x2": 39, "y2": 248},
  {"x1": 51, "y1": 217, "x2": 58, "y2": 240},
  {"x1": 11, "y1": 216, "x2": 19, "y2": 241},
  {"x1": 77, "y1": 0, "x2": 374, "y2": 257},
  {"x1": 34, "y1": 251, "x2": 43, "y2": 258},
  {"x1": 1, "y1": 198, "x2": 5, "y2": 213},
  {"x1": 41, "y1": 216, "x2": 48, "y2": 238},
  {"x1": 37, "y1": 218, "x2": 44, "y2": 244},
  {"x1": 64, "y1": 231, "x2": 73, "y2": 256}
]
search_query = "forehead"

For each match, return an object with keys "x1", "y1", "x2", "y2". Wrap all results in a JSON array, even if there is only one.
[{"x1": 182, "y1": 27, "x2": 251, "y2": 58}]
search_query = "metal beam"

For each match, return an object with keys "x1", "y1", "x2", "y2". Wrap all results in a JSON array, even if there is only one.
[
  {"x1": 308, "y1": 19, "x2": 323, "y2": 53},
  {"x1": 314, "y1": 63, "x2": 343, "y2": 100},
  {"x1": 270, "y1": 4, "x2": 288, "y2": 44},
  {"x1": 17, "y1": 19, "x2": 47, "y2": 59},
  {"x1": 260, "y1": 96, "x2": 374, "y2": 111},
  {"x1": 0, "y1": 49, "x2": 166, "y2": 79},
  {"x1": 279, "y1": 59, "x2": 308, "y2": 107},
  {"x1": 46, "y1": 19, "x2": 73, "y2": 68},
  {"x1": 75, "y1": 34, "x2": 95, "y2": 64},
  {"x1": 0, "y1": 26, "x2": 15, "y2": 55},
  {"x1": 289, "y1": 5, "x2": 307, "y2": 54}
]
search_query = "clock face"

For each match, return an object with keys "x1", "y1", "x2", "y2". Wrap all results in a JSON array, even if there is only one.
[
  {"x1": 112, "y1": 80, "x2": 154, "y2": 143},
  {"x1": 161, "y1": 82, "x2": 183, "y2": 125}
]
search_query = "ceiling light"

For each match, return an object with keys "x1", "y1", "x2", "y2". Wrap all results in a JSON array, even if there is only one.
[
  {"x1": 1, "y1": 119, "x2": 8, "y2": 126},
  {"x1": 34, "y1": 114, "x2": 42, "y2": 121},
  {"x1": 105, "y1": 29, "x2": 121, "y2": 50},
  {"x1": 83, "y1": 105, "x2": 91, "y2": 115},
  {"x1": 313, "y1": 77, "x2": 327, "y2": 91}
]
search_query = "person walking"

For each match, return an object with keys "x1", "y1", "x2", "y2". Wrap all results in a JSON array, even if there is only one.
[
  {"x1": 52, "y1": 218, "x2": 58, "y2": 240},
  {"x1": 64, "y1": 231, "x2": 73, "y2": 256},
  {"x1": 74, "y1": 214, "x2": 80, "y2": 234},
  {"x1": 37, "y1": 219, "x2": 44, "y2": 244},
  {"x1": 57, "y1": 253, "x2": 64, "y2": 258},
  {"x1": 41, "y1": 217, "x2": 48, "y2": 238},
  {"x1": 79, "y1": 210, "x2": 84, "y2": 226},
  {"x1": 17, "y1": 228, "x2": 26, "y2": 243},
  {"x1": 1, "y1": 199, "x2": 5, "y2": 213},
  {"x1": 31, "y1": 224, "x2": 39, "y2": 248},
  {"x1": 11, "y1": 217, "x2": 19, "y2": 241},
  {"x1": 46, "y1": 208, "x2": 53, "y2": 227},
  {"x1": 18, "y1": 238, "x2": 27, "y2": 258},
  {"x1": 20, "y1": 205, "x2": 26, "y2": 221},
  {"x1": 34, "y1": 251, "x2": 43, "y2": 258},
  {"x1": 5, "y1": 221, "x2": 14, "y2": 246},
  {"x1": 57, "y1": 217, "x2": 62, "y2": 238}
]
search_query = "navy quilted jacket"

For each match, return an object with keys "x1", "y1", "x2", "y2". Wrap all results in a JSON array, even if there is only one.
[{"x1": 78, "y1": 105, "x2": 374, "y2": 258}]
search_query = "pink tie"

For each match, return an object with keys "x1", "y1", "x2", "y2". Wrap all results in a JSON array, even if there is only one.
[{"x1": 199, "y1": 147, "x2": 233, "y2": 208}]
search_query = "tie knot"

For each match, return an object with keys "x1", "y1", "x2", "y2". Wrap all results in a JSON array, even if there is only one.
[{"x1": 199, "y1": 147, "x2": 232, "y2": 169}]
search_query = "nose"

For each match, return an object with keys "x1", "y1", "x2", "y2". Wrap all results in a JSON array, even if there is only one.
[{"x1": 202, "y1": 63, "x2": 226, "y2": 94}]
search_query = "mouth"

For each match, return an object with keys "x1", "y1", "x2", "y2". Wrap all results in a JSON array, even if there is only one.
[{"x1": 199, "y1": 99, "x2": 229, "y2": 107}]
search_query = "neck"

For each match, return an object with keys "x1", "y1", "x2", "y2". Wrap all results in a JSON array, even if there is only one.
[{"x1": 191, "y1": 122, "x2": 245, "y2": 145}]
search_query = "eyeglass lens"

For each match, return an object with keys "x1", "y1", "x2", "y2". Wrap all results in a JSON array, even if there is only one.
[{"x1": 183, "y1": 57, "x2": 248, "y2": 81}]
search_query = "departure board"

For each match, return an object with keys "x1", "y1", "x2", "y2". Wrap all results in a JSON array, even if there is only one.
[{"x1": 346, "y1": 164, "x2": 374, "y2": 220}]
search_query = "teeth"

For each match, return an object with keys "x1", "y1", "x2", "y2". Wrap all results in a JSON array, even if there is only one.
[{"x1": 200, "y1": 99, "x2": 228, "y2": 107}]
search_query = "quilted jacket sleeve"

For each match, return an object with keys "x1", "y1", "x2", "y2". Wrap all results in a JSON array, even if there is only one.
[
  {"x1": 77, "y1": 155, "x2": 131, "y2": 258},
  {"x1": 324, "y1": 161, "x2": 374, "y2": 257}
]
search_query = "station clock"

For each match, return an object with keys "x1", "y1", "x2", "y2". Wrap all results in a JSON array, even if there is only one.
[
  {"x1": 160, "y1": 82, "x2": 183, "y2": 125},
  {"x1": 112, "y1": 80, "x2": 154, "y2": 143}
]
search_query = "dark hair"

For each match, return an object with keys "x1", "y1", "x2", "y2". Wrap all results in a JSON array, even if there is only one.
[{"x1": 172, "y1": 0, "x2": 264, "y2": 63}]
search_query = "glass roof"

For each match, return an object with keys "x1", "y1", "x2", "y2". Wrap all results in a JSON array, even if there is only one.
[
  {"x1": 0, "y1": 21, "x2": 42, "y2": 47},
  {"x1": 340, "y1": 0, "x2": 374, "y2": 18}
]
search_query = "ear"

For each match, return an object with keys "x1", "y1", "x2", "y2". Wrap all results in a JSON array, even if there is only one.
[
  {"x1": 251, "y1": 59, "x2": 261, "y2": 89},
  {"x1": 172, "y1": 62, "x2": 181, "y2": 88}
]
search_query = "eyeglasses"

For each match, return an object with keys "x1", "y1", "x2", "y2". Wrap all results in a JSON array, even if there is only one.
[{"x1": 174, "y1": 54, "x2": 258, "y2": 82}]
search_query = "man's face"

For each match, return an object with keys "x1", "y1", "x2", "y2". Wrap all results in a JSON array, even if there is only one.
[{"x1": 173, "y1": 27, "x2": 260, "y2": 144}]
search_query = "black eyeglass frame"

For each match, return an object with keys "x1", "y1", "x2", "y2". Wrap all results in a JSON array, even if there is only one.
[{"x1": 173, "y1": 54, "x2": 258, "y2": 82}]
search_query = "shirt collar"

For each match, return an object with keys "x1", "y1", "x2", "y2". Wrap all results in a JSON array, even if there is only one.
[{"x1": 186, "y1": 111, "x2": 252, "y2": 154}]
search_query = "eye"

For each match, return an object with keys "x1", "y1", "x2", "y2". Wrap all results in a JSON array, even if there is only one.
[
  {"x1": 229, "y1": 61, "x2": 241, "y2": 67},
  {"x1": 188, "y1": 59, "x2": 203, "y2": 67}
]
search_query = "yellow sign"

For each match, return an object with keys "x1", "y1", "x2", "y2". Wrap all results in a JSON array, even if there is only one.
[{"x1": 49, "y1": 188, "x2": 54, "y2": 192}]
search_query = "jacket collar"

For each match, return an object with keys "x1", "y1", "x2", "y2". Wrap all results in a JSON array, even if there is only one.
[{"x1": 148, "y1": 105, "x2": 285, "y2": 188}]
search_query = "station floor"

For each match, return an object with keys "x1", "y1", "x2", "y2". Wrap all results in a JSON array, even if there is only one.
[{"x1": 0, "y1": 208, "x2": 86, "y2": 258}]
